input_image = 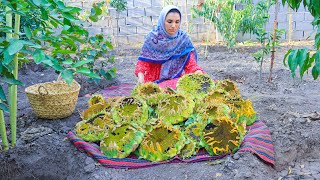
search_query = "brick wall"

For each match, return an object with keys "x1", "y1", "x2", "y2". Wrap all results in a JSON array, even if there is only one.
[{"x1": 65, "y1": 0, "x2": 316, "y2": 46}]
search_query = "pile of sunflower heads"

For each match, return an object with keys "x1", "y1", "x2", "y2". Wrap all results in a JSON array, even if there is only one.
[{"x1": 75, "y1": 73, "x2": 257, "y2": 162}]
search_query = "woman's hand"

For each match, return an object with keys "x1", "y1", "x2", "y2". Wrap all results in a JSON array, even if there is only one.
[
  {"x1": 138, "y1": 73, "x2": 145, "y2": 83},
  {"x1": 194, "y1": 70, "x2": 203, "y2": 74}
]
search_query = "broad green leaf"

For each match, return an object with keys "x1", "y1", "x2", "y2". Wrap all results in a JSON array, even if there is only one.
[
  {"x1": 61, "y1": 69, "x2": 74, "y2": 85},
  {"x1": 23, "y1": 26, "x2": 32, "y2": 39},
  {"x1": 18, "y1": 40, "x2": 41, "y2": 49},
  {"x1": 50, "y1": 60, "x2": 64, "y2": 71},
  {"x1": 63, "y1": 7, "x2": 82, "y2": 14},
  {"x1": 7, "y1": 40, "x2": 24, "y2": 55},
  {"x1": 50, "y1": 20, "x2": 59, "y2": 28},
  {"x1": 3, "y1": 50, "x2": 14, "y2": 65},
  {"x1": 76, "y1": 67, "x2": 91, "y2": 74},
  {"x1": 77, "y1": 68, "x2": 101, "y2": 79},
  {"x1": 1, "y1": 77, "x2": 23, "y2": 86},
  {"x1": 89, "y1": 37, "x2": 97, "y2": 43},
  {"x1": 94, "y1": 7, "x2": 102, "y2": 16},
  {"x1": 62, "y1": 58, "x2": 73, "y2": 65},
  {"x1": 62, "y1": 12, "x2": 77, "y2": 21},
  {"x1": 72, "y1": 59, "x2": 93, "y2": 68},
  {"x1": 63, "y1": 25, "x2": 71, "y2": 31},
  {"x1": 288, "y1": 49, "x2": 299, "y2": 78},
  {"x1": 90, "y1": 7, "x2": 96, "y2": 16},
  {"x1": 32, "y1": 0, "x2": 41, "y2": 6},
  {"x1": 104, "y1": 68, "x2": 117, "y2": 80},
  {"x1": 312, "y1": 64, "x2": 319, "y2": 80},
  {"x1": 33, "y1": 49, "x2": 46, "y2": 64},
  {"x1": 56, "y1": 1, "x2": 66, "y2": 9},
  {"x1": 315, "y1": 29, "x2": 320, "y2": 49},
  {"x1": 52, "y1": 49, "x2": 75, "y2": 55},
  {"x1": 89, "y1": 50, "x2": 97, "y2": 56},
  {"x1": 311, "y1": 51, "x2": 320, "y2": 79},
  {"x1": 297, "y1": 48, "x2": 309, "y2": 78},
  {"x1": 0, "y1": 103, "x2": 9, "y2": 112},
  {"x1": 40, "y1": 7, "x2": 48, "y2": 20},
  {"x1": 40, "y1": 0, "x2": 51, "y2": 7},
  {"x1": 283, "y1": 49, "x2": 292, "y2": 66},
  {"x1": 89, "y1": 15, "x2": 98, "y2": 22},
  {"x1": 87, "y1": 72, "x2": 101, "y2": 79},
  {"x1": 0, "y1": 86, "x2": 7, "y2": 102},
  {"x1": 105, "y1": 41, "x2": 113, "y2": 50},
  {"x1": 0, "y1": 26, "x2": 13, "y2": 33}
]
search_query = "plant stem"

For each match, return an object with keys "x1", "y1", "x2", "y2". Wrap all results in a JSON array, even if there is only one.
[
  {"x1": 0, "y1": 100, "x2": 9, "y2": 151},
  {"x1": 8, "y1": 13, "x2": 21, "y2": 147},
  {"x1": 268, "y1": 0, "x2": 279, "y2": 83},
  {"x1": 4, "y1": 7, "x2": 12, "y2": 150},
  {"x1": 260, "y1": 53, "x2": 264, "y2": 83}
]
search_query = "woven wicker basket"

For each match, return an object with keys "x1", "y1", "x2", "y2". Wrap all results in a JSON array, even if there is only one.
[{"x1": 25, "y1": 80, "x2": 81, "y2": 119}]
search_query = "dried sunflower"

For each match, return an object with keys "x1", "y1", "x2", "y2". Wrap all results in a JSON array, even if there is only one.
[
  {"x1": 132, "y1": 82, "x2": 166, "y2": 106},
  {"x1": 215, "y1": 79, "x2": 242, "y2": 101},
  {"x1": 100, "y1": 124, "x2": 145, "y2": 158},
  {"x1": 177, "y1": 73, "x2": 214, "y2": 100},
  {"x1": 197, "y1": 102, "x2": 230, "y2": 122},
  {"x1": 184, "y1": 121, "x2": 204, "y2": 145},
  {"x1": 75, "y1": 114, "x2": 113, "y2": 142},
  {"x1": 229, "y1": 99, "x2": 257, "y2": 125},
  {"x1": 157, "y1": 94, "x2": 195, "y2": 125},
  {"x1": 88, "y1": 94, "x2": 106, "y2": 106},
  {"x1": 178, "y1": 140, "x2": 197, "y2": 159},
  {"x1": 137, "y1": 121, "x2": 185, "y2": 162},
  {"x1": 111, "y1": 96, "x2": 148, "y2": 126},
  {"x1": 201, "y1": 117, "x2": 242, "y2": 155},
  {"x1": 81, "y1": 103, "x2": 107, "y2": 121}
]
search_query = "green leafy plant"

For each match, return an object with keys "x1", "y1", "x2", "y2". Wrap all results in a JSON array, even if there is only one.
[
  {"x1": 252, "y1": 28, "x2": 285, "y2": 81},
  {"x1": 110, "y1": 0, "x2": 127, "y2": 12},
  {"x1": 282, "y1": 0, "x2": 320, "y2": 80},
  {"x1": 0, "y1": 0, "x2": 115, "y2": 151},
  {"x1": 193, "y1": 0, "x2": 273, "y2": 48}
]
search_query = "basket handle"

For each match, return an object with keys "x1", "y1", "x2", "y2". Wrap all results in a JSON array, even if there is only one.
[{"x1": 38, "y1": 85, "x2": 49, "y2": 95}]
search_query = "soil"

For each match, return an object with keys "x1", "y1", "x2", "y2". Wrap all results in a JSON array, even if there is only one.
[{"x1": 1, "y1": 41, "x2": 320, "y2": 180}]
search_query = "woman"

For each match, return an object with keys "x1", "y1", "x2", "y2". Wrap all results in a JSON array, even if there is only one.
[{"x1": 135, "y1": 5, "x2": 204, "y2": 90}]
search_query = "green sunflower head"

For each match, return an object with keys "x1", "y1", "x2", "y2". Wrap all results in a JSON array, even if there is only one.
[
  {"x1": 111, "y1": 96, "x2": 148, "y2": 126},
  {"x1": 100, "y1": 123, "x2": 145, "y2": 158},
  {"x1": 229, "y1": 99, "x2": 257, "y2": 126},
  {"x1": 215, "y1": 79, "x2": 242, "y2": 101},
  {"x1": 137, "y1": 121, "x2": 185, "y2": 162},
  {"x1": 156, "y1": 94, "x2": 195, "y2": 125},
  {"x1": 132, "y1": 82, "x2": 166, "y2": 106},
  {"x1": 201, "y1": 116, "x2": 242, "y2": 156},
  {"x1": 197, "y1": 102, "x2": 230, "y2": 122},
  {"x1": 75, "y1": 115, "x2": 113, "y2": 142},
  {"x1": 88, "y1": 94, "x2": 106, "y2": 106},
  {"x1": 176, "y1": 73, "x2": 214, "y2": 100}
]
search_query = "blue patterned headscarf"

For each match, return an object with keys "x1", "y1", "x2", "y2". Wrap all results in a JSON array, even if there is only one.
[{"x1": 138, "y1": 5, "x2": 197, "y2": 83}]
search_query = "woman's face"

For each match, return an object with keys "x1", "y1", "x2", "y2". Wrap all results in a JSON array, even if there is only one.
[{"x1": 164, "y1": 12, "x2": 180, "y2": 36}]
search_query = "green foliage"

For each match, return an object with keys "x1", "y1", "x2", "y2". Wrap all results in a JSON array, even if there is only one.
[
  {"x1": 110, "y1": 0, "x2": 127, "y2": 12},
  {"x1": 0, "y1": 0, "x2": 116, "y2": 150},
  {"x1": 193, "y1": 0, "x2": 273, "y2": 48},
  {"x1": 0, "y1": 0, "x2": 116, "y2": 96},
  {"x1": 282, "y1": 0, "x2": 320, "y2": 80},
  {"x1": 252, "y1": 28, "x2": 285, "y2": 80}
]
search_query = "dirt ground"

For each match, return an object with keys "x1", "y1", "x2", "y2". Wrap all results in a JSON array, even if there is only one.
[{"x1": 1, "y1": 41, "x2": 320, "y2": 180}]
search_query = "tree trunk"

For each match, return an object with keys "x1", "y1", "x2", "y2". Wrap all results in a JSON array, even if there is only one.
[{"x1": 268, "y1": 0, "x2": 279, "y2": 83}]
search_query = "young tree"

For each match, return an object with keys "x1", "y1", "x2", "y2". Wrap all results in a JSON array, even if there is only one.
[
  {"x1": 0, "y1": 0, "x2": 115, "y2": 150},
  {"x1": 282, "y1": 0, "x2": 320, "y2": 80}
]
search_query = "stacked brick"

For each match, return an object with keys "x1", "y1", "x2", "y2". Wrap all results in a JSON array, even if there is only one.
[{"x1": 65, "y1": 0, "x2": 315, "y2": 46}]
